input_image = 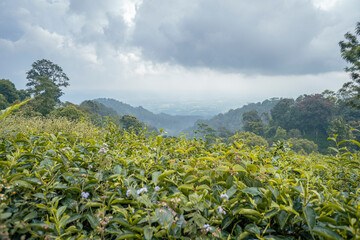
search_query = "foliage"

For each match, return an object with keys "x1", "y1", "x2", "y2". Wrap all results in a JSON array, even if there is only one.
[
  {"x1": 29, "y1": 76, "x2": 62, "y2": 115},
  {"x1": 0, "y1": 120, "x2": 359, "y2": 239},
  {"x1": 25, "y1": 60, "x2": 69, "y2": 115},
  {"x1": 229, "y1": 131, "x2": 269, "y2": 148},
  {"x1": 242, "y1": 110, "x2": 265, "y2": 136},
  {"x1": 26, "y1": 59, "x2": 69, "y2": 99},
  {"x1": 0, "y1": 99, "x2": 31, "y2": 121},
  {"x1": 188, "y1": 98, "x2": 280, "y2": 135},
  {"x1": 339, "y1": 21, "x2": 360, "y2": 108},
  {"x1": 295, "y1": 94, "x2": 334, "y2": 138},
  {"x1": 0, "y1": 79, "x2": 19, "y2": 105},
  {"x1": 120, "y1": 115, "x2": 144, "y2": 133},
  {"x1": 0, "y1": 94, "x2": 8, "y2": 110},
  {"x1": 270, "y1": 98, "x2": 295, "y2": 130},
  {"x1": 217, "y1": 126, "x2": 233, "y2": 139},
  {"x1": 288, "y1": 138, "x2": 318, "y2": 155},
  {"x1": 273, "y1": 127, "x2": 287, "y2": 142},
  {"x1": 50, "y1": 105, "x2": 85, "y2": 122},
  {"x1": 0, "y1": 115, "x2": 100, "y2": 140}
]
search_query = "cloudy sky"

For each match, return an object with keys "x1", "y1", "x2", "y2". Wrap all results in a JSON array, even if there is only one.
[{"x1": 0, "y1": 0, "x2": 359, "y2": 114}]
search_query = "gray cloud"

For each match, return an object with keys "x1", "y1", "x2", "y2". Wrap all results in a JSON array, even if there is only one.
[
  {"x1": 132, "y1": 0, "x2": 359, "y2": 75},
  {"x1": 0, "y1": 0, "x2": 359, "y2": 112}
]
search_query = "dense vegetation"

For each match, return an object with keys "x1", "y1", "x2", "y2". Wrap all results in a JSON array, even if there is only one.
[{"x1": 0, "y1": 103, "x2": 360, "y2": 239}]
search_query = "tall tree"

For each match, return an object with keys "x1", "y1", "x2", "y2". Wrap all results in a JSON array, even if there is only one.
[
  {"x1": 0, "y1": 79, "x2": 19, "y2": 104},
  {"x1": 242, "y1": 110, "x2": 265, "y2": 136},
  {"x1": 26, "y1": 59, "x2": 69, "y2": 101},
  {"x1": 31, "y1": 76, "x2": 61, "y2": 115},
  {"x1": 339, "y1": 21, "x2": 360, "y2": 108},
  {"x1": 295, "y1": 94, "x2": 334, "y2": 138},
  {"x1": 270, "y1": 98, "x2": 296, "y2": 130}
]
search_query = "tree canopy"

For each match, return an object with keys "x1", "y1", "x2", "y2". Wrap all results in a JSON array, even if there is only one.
[
  {"x1": 26, "y1": 59, "x2": 69, "y2": 100},
  {"x1": 0, "y1": 79, "x2": 19, "y2": 104},
  {"x1": 339, "y1": 21, "x2": 360, "y2": 108}
]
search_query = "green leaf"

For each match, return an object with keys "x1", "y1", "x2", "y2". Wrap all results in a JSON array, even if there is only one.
[
  {"x1": 216, "y1": 166, "x2": 229, "y2": 171},
  {"x1": 56, "y1": 206, "x2": 67, "y2": 220},
  {"x1": 226, "y1": 185, "x2": 238, "y2": 198},
  {"x1": 64, "y1": 225, "x2": 78, "y2": 234},
  {"x1": 233, "y1": 164, "x2": 247, "y2": 172},
  {"x1": 276, "y1": 210, "x2": 289, "y2": 230},
  {"x1": 313, "y1": 226, "x2": 342, "y2": 240},
  {"x1": 86, "y1": 214, "x2": 99, "y2": 228},
  {"x1": 114, "y1": 165, "x2": 122, "y2": 175},
  {"x1": 0, "y1": 98, "x2": 31, "y2": 120},
  {"x1": 196, "y1": 184, "x2": 211, "y2": 191},
  {"x1": 59, "y1": 215, "x2": 70, "y2": 228},
  {"x1": 36, "y1": 203, "x2": 50, "y2": 211},
  {"x1": 143, "y1": 226, "x2": 154, "y2": 240},
  {"x1": 85, "y1": 201, "x2": 103, "y2": 208},
  {"x1": 33, "y1": 193, "x2": 46, "y2": 200},
  {"x1": 65, "y1": 214, "x2": 83, "y2": 225},
  {"x1": 317, "y1": 216, "x2": 337, "y2": 225},
  {"x1": 155, "y1": 208, "x2": 172, "y2": 229},
  {"x1": 303, "y1": 206, "x2": 316, "y2": 229},
  {"x1": 178, "y1": 184, "x2": 194, "y2": 191},
  {"x1": 221, "y1": 215, "x2": 234, "y2": 230},
  {"x1": 0, "y1": 212, "x2": 12, "y2": 220},
  {"x1": 152, "y1": 171, "x2": 162, "y2": 186},
  {"x1": 110, "y1": 217, "x2": 130, "y2": 228},
  {"x1": 264, "y1": 208, "x2": 280, "y2": 218},
  {"x1": 116, "y1": 233, "x2": 141, "y2": 239},
  {"x1": 108, "y1": 174, "x2": 123, "y2": 181},
  {"x1": 245, "y1": 223, "x2": 260, "y2": 236},
  {"x1": 137, "y1": 195, "x2": 153, "y2": 208},
  {"x1": 24, "y1": 211, "x2": 38, "y2": 222},
  {"x1": 234, "y1": 208, "x2": 262, "y2": 218},
  {"x1": 241, "y1": 187, "x2": 263, "y2": 196},
  {"x1": 158, "y1": 170, "x2": 175, "y2": 181},
  {"x1": 156, "y1": 135, "x2": 162, "y2": 145}
]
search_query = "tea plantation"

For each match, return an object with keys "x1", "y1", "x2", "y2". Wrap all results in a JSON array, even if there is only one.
[{"x1": 0, "y1": 117, "x2": 359, "y2": 239}]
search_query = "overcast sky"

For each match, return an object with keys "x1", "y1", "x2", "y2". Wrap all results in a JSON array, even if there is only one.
[{"x1": 0, "y1": 0, "x2": 359, "y2": 113}]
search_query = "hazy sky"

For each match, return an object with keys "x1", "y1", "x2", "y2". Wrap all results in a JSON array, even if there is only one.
[{"x1": 0, "y1": 0, "x2": 359, "y2": 113}]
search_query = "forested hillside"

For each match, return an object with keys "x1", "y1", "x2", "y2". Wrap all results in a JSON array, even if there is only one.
[
  {"x1": 188, "y1": 98, "x2": 280, "y2": 134},
  {"x1": 95, "y1": 98, "x2": 204, "y2": 136}
]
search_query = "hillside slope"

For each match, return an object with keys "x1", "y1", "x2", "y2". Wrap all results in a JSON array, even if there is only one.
[
  {"x1": 187, "y1": 98, "x2": 280, "y2": 134},
  {"x1": 94, "y1": 98, "x2": 204, "y2": 135}
]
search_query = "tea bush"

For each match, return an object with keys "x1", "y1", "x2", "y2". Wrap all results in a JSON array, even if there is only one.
[
  {"x1": 0, "y1": 119, "x2": 359, "y2": 239},
  {"x1": 0, "y1": 116, "x2": 101, "y2": 140}
]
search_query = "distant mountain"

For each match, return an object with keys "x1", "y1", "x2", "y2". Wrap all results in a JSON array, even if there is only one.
[
  {"x1": 94, "y1": 98, "x2": 205, "y2": 136},
  {"x1": 187, "y1": 98, "x2": 281, "y2": 134}
]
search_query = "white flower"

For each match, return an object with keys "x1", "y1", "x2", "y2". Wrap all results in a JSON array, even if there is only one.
[
  {"x1": 217, "y1": 206, "x2": 226, "y2": 215},
  {"x1": 220, "y1": 193, "x2": 229, "y2": 200},
  {"x1": 136, "y1": 187, "x2": 148, "y2": 195},
  {"x1": 126, "y1": 189, "x2": 131, "y2": 197},
  {"x1": 81, "y1": 192, "x2": 90, "y2": 199},
  {"x1": 203, "y1": 223, "x2": 212, "y2": 232},
  {"x1": 154, "y1": 186, "x2": 161, "y2": 191},
  {"x1": 98, "y1": 148, "x2": 108, "y2": 154},
  {"x1": 103, "y1": 143, "x2": 109, "y2": 148}
]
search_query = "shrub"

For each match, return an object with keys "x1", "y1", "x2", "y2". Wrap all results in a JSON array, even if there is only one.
[
  {"x1": 229, "y1": 131, "x2": 269, "y2": 148},
  {"x1": 0, "y1": 115, "x2": 101, "y2": 140},
  {"x1": 289, "y1": 137, "x2": 318, "y2": 154}
]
